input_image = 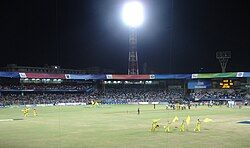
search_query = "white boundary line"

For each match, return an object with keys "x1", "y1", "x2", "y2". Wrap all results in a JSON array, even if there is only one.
[{"x1": 0, "y1": 119, "x2": 14, "y2": 122}]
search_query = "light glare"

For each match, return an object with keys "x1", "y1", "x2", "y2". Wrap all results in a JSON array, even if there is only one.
[{"x1": 122, "y1": 1, "x2": 144, "y2": 28}]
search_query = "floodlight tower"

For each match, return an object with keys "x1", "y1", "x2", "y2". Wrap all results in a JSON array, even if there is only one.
[
  {"x1": 122, "y1": 1, "x2": 144, "y2": 75},
  {"x1": 216, "y1": 51, "x2": 231, "y2": 73}
]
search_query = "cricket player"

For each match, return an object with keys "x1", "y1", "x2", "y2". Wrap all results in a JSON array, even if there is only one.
[
  {"x1": 179, "y1": 120, "x2": 185, "y2": 132},
  {"x1": 22, "y1": 107, "x2": 29, "y2": 117},
  {"x1": 194, "y1": 119, "x2": 201, "y2": 132},
  {"x1": 164, "y1": 121, "x2": 172, "y2": 132},
  {"x1": 150, "y1": 119, "x2": 160, "y2": 132},
  {"x1": 33, "y1": 108, "x2": 38, "y2": 116}
]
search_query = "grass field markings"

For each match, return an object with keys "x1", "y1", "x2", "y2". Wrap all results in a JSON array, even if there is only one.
[{"x1": 0, "y1": 118, "x2": 15, "y2": 122}]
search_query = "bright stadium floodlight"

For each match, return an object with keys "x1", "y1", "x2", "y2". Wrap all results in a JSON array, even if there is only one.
[
  {"x1": 122, "y1": 1, "x2": 144, "y2": 28},
  {"x1": 122, "y1": 1, "x2": 144, "y2": 74}
]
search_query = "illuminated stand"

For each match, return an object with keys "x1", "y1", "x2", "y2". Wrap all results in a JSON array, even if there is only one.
[{"x1": 122, "y1": 1, "x2": 144, "y2": 75}]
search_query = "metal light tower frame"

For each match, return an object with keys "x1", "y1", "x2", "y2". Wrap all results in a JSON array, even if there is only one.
[
  {"x1": 128, "y1": 27, "x2": 139, "y2": 75},
  {"x1": 216, "y1": 51, "x2": 231, "y2": 73},
  {"x1": 122, "y1": 1, "x2": 143, "y2": 75}
]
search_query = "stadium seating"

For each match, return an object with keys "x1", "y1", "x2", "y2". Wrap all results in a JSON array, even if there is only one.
[{"x1": 0, "y1": 83, "x2": 247, "y2": 106}]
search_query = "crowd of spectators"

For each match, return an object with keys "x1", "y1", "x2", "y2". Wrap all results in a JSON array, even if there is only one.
[
  {"x1": 0, "y1": 84, "x2": 92, "y2": 91},
  {"x1": 99, "y1": 87, "x2": 183, "y2": 104},
  {"x1": 189, "y1": 89, "x2": 244, "y2": 100},
  {"x1": 0, "y1": 93, "x2": 98, "y2": 106},
  {"x1": 0, "y1": 84, "x2": 184, "y2": 105},
  {"x1": 0, "y1": 83, "x2": 248, "y2": 106},
  {"x1": 246, "y1": 93, "x2": 250, "y2": 99}
]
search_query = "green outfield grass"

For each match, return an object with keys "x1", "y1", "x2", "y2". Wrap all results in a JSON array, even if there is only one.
[{"x1": 0, "y1": 105, "x2": 249, "y2": 148}]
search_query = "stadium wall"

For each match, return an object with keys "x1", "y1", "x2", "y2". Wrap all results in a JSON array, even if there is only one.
[{"x1": 0, "y1": 71, "x2": 250, "y2": 80}]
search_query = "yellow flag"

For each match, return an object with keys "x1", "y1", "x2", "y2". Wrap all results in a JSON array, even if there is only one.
[
  {"x1": 172, "y1": 116, "x2": 179, "y2": 123},
  {"x1": 152, "y1": 119, "x2": 161, "y2": 122},
  {"x1": 203, "y1": 118, "x2": 213, "y2": 123},
  {"x1": 186, "y1": 115, "x2": 191, "y2": 125}
]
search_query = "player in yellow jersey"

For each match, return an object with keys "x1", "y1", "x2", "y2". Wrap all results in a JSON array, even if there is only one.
[
  {"x1": 21, "y1": 108, "x2": 26, "y2": 117},
  {"x1": 179, "y1": 120, "x2": 185, "y2": 132},
  {"x1": 164, "y1": 121, "x2": 172, "y2": 133},
  {"x1": 150, "y1": 119, "x2": 160, "y2": 132},
  {"x1": 194, "y1": 119, "x2": 201, "y2": 132},
  {"x1": 33, "y1": 108, "x2": 38, "y2": 116},
  {"x1": 26, "y1": 107, "x2": 30, "y2": 117},
  {"x1": 22, "y1": 107, "x2": 29, "y2": 117}
]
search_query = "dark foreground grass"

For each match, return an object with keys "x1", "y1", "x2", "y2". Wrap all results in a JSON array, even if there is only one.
[{"x1": 0, "y1": 105, "x2": 249, "y2": 148}]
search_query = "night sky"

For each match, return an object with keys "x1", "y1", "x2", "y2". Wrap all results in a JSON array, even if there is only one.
[{"x1": 1, "y1": 0, "x2": 250, "y2": 74}]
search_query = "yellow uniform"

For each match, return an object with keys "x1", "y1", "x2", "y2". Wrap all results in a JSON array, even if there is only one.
[
  {"x1": 164, "y1": 121, "x2": 171, "y2": 132},
  {"x1": 33, "y1": 109, "x2": 38, "y2": 116},
  {"x1": 185, "y1": 115, "x2": 191, "y2": 131},
  {"x1": 26, "y1": 108, "x2": 30, "y2": 117},
  {"x1": 22, "y1": 107, "x2": 29, "y2": 117},
  {"x1": 194, "y1": 119, "x2": 201, "y2": 132},
  {"x1": 179, "y1": 120, "x2": 185, "y2": 132},
  {"x1": 150, "y1": 120, "x2": 160, "y2": 132}
]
